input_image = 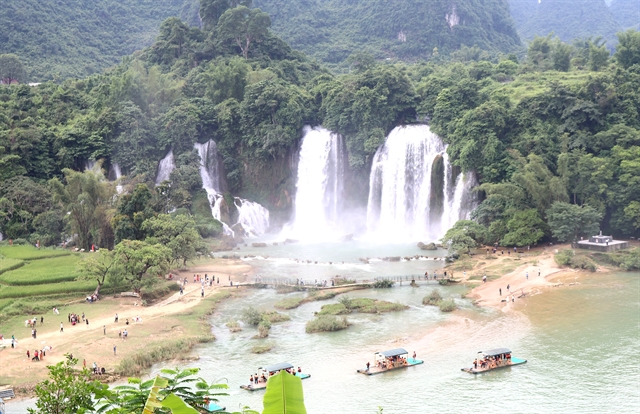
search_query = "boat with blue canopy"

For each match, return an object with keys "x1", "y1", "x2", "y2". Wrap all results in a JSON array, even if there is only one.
[
  {"x1": 357, "y1": 348, "x2": 423, "y2": 375},
  {"x1": 461, "y1": 347, "x2": 527, "y2": 374},
  {"x1": 240, "y1": 362, "x2": 310, "y2": 391}
]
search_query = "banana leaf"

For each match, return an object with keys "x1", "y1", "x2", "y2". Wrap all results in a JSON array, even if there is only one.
[
  {"x1": 142, "y1": 376, "x2": 169, "y2": 414},
  {"x1": 160, "y1": 393, "x2": 200, "y2": 414},
  {"x1": 262, "y1": 371, "x2": 307, "y2": 414}
]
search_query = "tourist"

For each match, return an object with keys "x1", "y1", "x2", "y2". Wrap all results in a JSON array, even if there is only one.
[
  {"x1": 250, "y1": 374, "x2": 254, "y2": 385},
  {"x1": 538, "y1": 270, "x2": 541, "y2": 277},
  {"x1": 115, "y1": 313, "x2": 119, "y2": 323},
  {"x1": 507, "y1": 284, "x2": 510, "y2": 292},
  {"x1": 103, "y1": 325, "x2": 106, "y2": 335},
  {"x1": 26, "y1": 350, "x2": 30, "y2": 359},
  {"x1": 499, "y1": 288, "x2": 502, "y2": 296},
  {"x1": 412, "y1": 351, "x2": 416, "y2": 360},
  {"x1": 526, "y1": 271, "x2": 528, "y2": 280},
  {"x1": 366, "y1": 361, "x2": 370, "y2": 372},
  {"x1": 40, "y1": 316, "x2": 44, "y2": 324},
  {"x1": 83, "y1": 359, "x2": 86, "y2": 368},
  {"x1": 179, "y1": 287, "x2": 183, "y2": 295},
  {"x1": 60, "y1": 322, "x2": 64, "y2": 332},
  {"x1": 113, "y1": 345, "x2": 117, "y2": 355},
  {"x1": 482, "y1": 275, "x2": 487, "y2": 283},
  {"x1": 33, "y1": 329, "x2": 37, "y2": 339}
]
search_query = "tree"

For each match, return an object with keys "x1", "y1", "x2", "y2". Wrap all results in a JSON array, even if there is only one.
[
  {"x1": 77, "y1": 250, "x2": 117, "y2": 297},
  {"x1": 28, "y1": 357, "x2": 96, "y2": 414},
  {"x1": 0, "y1": 176, "x2": 52, "y2": 239},
  {"x1": 501, "y1": 209, "x2": 547, "y2": 247},
  {"x1": 440, "y1": 220, "x2": 486, "y2": 258},
  {"x1": 113, "y1": 240, "x2": 171, "y2": 294},
  {"x1": 142, "y1": 214, "x2": 205, "y2": 267},
  {"x1": 200, "y1": 0, "x2": 253, "y2": 30},
  {"x1": 217, "y1": 6, "x2": 271, "y2": 59},
  {"x1": 546, "y1": 202, "x2": 603, "y2": 242},
  {"x1": 93, "y1": 367, "x2": 232, "y2": 414},
  {"x1": 0, "y1": 54, "x2": 27, "y2": 84},
  {"x1": 588, "y1": 42, "x2": 609, "y2": 71},
  {"x1": 113, "y1": 183, "x2": 156, "y2": 243},
  {"x1": 614, "y1": 29, "x2": 640, "y2": 69}
]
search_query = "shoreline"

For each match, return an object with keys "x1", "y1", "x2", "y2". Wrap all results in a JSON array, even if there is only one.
[{"x1": 0, "y1": 258, "x2": 253, "y2": 398}]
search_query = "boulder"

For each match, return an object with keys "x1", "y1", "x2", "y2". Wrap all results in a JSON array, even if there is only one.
[
  {"x1": 417, "y1": 242, "x2": 437, "y2": 250},
  {"x1": 252, "y1": 242, "x2": 267, "y2": 247}
]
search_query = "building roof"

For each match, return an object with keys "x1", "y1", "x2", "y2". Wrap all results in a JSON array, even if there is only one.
[
  {"x1": 376, "y1": 348, "x2": 408, "y2": 358},
  {"x1": 482, "y1": 348, "x2": 511, "y2": 356},
  {"x1": 264, "y1": 362, "x2": 294, "y2": 372}
]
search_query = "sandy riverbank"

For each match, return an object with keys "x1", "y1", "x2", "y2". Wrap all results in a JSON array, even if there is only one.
[
  {"x1": 457, "y1": 245, "x2": 597, "y2": 311},
  {"x1": 0, "y1": 258, "x2": 252, "y2": 394}
]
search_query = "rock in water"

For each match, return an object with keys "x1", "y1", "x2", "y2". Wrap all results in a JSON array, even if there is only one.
[{"x1": 417, "y1": 242, "x2": 437, "y2": 250}]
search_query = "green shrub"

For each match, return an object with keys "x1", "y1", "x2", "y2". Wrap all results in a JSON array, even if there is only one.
[
  {"x1": 257, "y1": 320, "x2": 271, "y2": 338},
  {"x1": 423, "y1": 290, "x2": 443, "y2": 306},
  {"x1": 555, "y1": 249, "x2": 575, "y2": 266},
  {"x1": 305, "y1": 315, "x2": 350, "y2": 333},
  {"x1": 274, "y1": 297, "x2": 304, "y2": 309},
  {"x1": 261, "y1": 311, "x2": 291, "y2": 323},
  {"x1": 251, "y1": 342, "x2": 275, "y2": 354},
  {"x1": 439, "y1": 299, "x2": 457, "y2": 312},
  {"x1": 334, "y1": 278, "x2": 356, "y2": 286},
  {"x1": 316, "y1": 303, "x2": 349, "y2": 315},
  {"x1": 373, "y1": 279, "x2": 395, "y2": 288},
  {"x1": 242, "y1": 306, "x2": 263, "y2": 325},
  {"x1": 569, "y1": 255, "x2": 597, "y2": 272},
  {"x1": 226, "y1": 319, "x2": 242, "y2": 332}
]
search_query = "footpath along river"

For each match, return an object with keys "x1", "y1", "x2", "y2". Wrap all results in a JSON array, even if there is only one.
[{"x1": 9, "y1": 241, "x2": 640, "y2": 413}]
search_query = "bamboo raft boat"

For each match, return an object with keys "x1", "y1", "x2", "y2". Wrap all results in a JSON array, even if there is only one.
[
  {"x1": 240, "y1": 362, "x2": 310, "y2": 391},
  {"x1": 357, "y1": 348, "x2": 424, "y2": 375},
  {"x1": 461, "y1": 348, "x2": 527, "y2": 374}
]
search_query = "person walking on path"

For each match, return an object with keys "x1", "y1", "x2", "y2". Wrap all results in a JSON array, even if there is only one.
[
  {"x1": 115, "y1": 313, "x2": 119, "y2": 323},
  {"x1": 482, "y1": 275, "x2": 487, "y2": 283},
  {"x1": 526, "y1": 271, "x2": 529, "y2": 280},
  {"x1": 60, "y1": 322, "x2": 64, "y2": 332},
  {"x1": 113, "y1": 345, "x2": 117, "y2": 355},
  {"x1": 507, "y1": 284, "x2": 510, "y2": 292},
  {"x1": 538, "y1": 269, "x2": 541, "y2": 277},
  {"x1": 33, "y1": 328, "x2": 36, "y2": 339},
  {"x1": 103, "y1": 325, "x2": 106, "y2": 335},
  {"x1": 40, "y1": 316, "x2": 43, "y2": 324},
  {"x1": 499, "y1": 288, "x2": 502, "y2": 296}
]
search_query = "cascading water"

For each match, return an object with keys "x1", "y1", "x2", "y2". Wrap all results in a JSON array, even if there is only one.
[
  {"x1": 288, "y1": 126, "x2": 345, "y2": 240},
  {"x1": 84, "y1": 160, "x2": 96, "y2": 171},
  {"x1": 366, "y1": 125, "x2": 476, "y2": 241},
  {"x1": 155, "y1": 149, "x2": 175, "y2": 185},
  {"x1": 109, "y1": 163, "x2": 124, "y2": 194},
  {"x1": 195, "y1": 140, "x2": 270, "y2": 237},
  {"x1": 235, "y1": 198, "x2": 270, "y2": 237}
]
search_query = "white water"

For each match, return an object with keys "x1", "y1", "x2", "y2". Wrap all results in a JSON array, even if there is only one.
[
  {"x1": 155, "y1": 149, "x2": 175, "y2": 185},
  {"x1": 235, "y1": 198, "x2": 270, "y2": 237},
  {"x1": 110, "y1": 163, "x2": 124, "y2": 194},
  {"x1": 287, "y1": 126, "x2": 345, "y2": 241},
  {"x1": 84, "y1": 160, "x2": 96, "y2": 171},
  {"x1": 366, "y1": 125, "x2": 476, "y2": 241},
  {"x1": 195, "y1": 140, "x2": 270, "y2": 237}
]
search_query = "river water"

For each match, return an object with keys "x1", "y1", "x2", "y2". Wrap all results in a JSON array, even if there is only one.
[{"x1": 8, "y1": 241, "x2": 639, "y2": 413}]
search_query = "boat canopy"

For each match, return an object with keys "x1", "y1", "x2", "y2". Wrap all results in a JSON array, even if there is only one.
[
  {"x1": 376, "y1": 348, "x2": 408, "y2": 358},
  {"x1": 482, "y1": 348, "x2": 511, "y2": 357},
  {"x1": 264, "y1": 362, "x2": 294, "y2": 373}
]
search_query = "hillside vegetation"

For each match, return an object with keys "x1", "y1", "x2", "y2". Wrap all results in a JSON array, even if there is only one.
[
  {"x1": 0, "y1": 1, "x2": 639, "y2": 251},
  {"x1": 509, "y1": 0, "x2": 624, "y2": 46},
  {"x1": 0, "y1": 0, "x2": 196, "y2": 81},
  {"x1": 254, "y1": 0, "x2": 521, "y2": 69}
]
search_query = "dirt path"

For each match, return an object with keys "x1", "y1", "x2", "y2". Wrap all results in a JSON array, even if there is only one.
[{"x1": 0, "y1": 259, "x2": 252, "y2": 390}]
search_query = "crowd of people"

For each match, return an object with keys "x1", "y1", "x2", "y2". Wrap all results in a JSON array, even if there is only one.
[
  {"x1": 473, "y1": 353, "x2": 512, "y2": 371},
  {"x1": 248, "y1": 367, "x2": 302, "y2": 386}
]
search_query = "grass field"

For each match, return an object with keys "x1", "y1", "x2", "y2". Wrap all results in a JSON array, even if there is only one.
[
  {"x1": 0, "y1": 258, "x2": 25, "y2": 274},
  {"x1": 0, "y1": 255, "x2": 81, "y2": 285},
  {"x1": 0, "y1": 245, "x2": 72, "y2": 260}
]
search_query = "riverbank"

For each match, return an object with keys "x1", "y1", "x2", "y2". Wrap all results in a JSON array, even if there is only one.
[{"x1": 0, "y1": 258, "x2": 252, "y2": 396}]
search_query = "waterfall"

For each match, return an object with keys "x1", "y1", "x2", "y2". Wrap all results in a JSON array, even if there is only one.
[
  {"x1": 195, "y1": 140, "x2": 270, "y2": 237},
  {"x1": 235, "y1": 198, "x2": 270, "y2": 237},
  {"x1": 366, "y1": 125, "x2": 476, "y2": 241},
  {"x1": 84, "y1": 160, "x2": 96, "y2": 171},
  {"x1": 288, "y1": 126, "x2": 345, "y2": 240},
  {"x1": 109, "y1": 163, "x2": 124, "y2": 194},
  {"x1": 155, "y1": 149, "x2": 175, "y2": 185}
]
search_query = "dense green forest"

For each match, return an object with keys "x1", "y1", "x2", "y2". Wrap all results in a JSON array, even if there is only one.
[
  {"x1": 0, "y1": 0, "x2": 199, "y2": 81},
  {"x1": 509, "y1": 0, "x2": 634, "y2": 46},
  {"x1": 254, "y1": 0, "x2": 521, "y2": 69},
  {"x1": 1, "y1": 0, "x2": 639, "y2": 253}
]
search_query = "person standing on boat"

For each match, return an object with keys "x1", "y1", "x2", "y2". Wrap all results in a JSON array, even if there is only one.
[
  {"x1": 366, "y1": 361, "x2": 370, "y2": 372},
  {"x1": 412, "y1": 351, "x2": 416, "y2": 360}
]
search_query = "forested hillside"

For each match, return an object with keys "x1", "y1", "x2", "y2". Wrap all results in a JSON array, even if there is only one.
[
  {"x1": 509, "y1": 0, "x2": 622, "y2": 46},
  {"x1": 1, "y1": 0, "x2": 639, "y2": 251},
  {"x1": 610, "y1": 0, "x2": 640, "y2": 31},
  {"x1": 0, "y1": 0, "x2": 198, "y2": 81},
  {"x1": 253, "y1": 0, "x2": 521, "y2": 69}
]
